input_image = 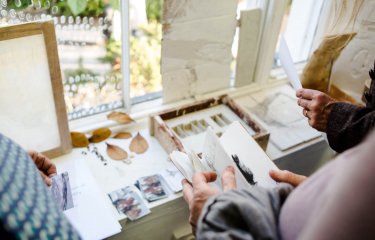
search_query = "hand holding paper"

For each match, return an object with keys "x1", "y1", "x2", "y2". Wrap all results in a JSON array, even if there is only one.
[{"x1": 170, "y1": 122, "x2": 279, "y2": 189}]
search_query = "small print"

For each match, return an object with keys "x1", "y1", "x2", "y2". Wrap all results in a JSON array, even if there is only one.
[
  {"x1": 159, "y1": 167, "x2": 184, "y2": 193},
  {"x1": 137, "y1": 174, "x2": 168, "y2": 202},
  {"x1": 108, "y1": 187, "x2": 150, "y2": 220},
  {"x1": 51, "y1": 172, "x2": 74, "y2": 211}
]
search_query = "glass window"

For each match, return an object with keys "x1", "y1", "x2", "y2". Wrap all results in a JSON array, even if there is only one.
[
  {"x1": 129, "y1": 0, "x2": 162, "y2": 104},
  {"x1": 0, "y1": 0, "x2": 123, "y2": 120},
  {"x1": 232, "y1": 0, "x2": 324, "y2": 80}
]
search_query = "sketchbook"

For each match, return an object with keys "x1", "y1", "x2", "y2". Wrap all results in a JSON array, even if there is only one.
[{"x1": 170, "y1": 121, "x2": 278, "y2": 189}]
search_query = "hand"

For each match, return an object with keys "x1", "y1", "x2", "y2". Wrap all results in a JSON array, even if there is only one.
[
  {"x1": 28, "y1": 150, "x2": 57, "y2": 186},
  {"x1": 269, "y1": 169, "x2": 307, "y2": 187},
  {"x1": 296, "y1": 88, "x2": 336, "y2": 132},
  {"x1": 182, "y1": 166, "x2": 236, "y2": 235}
]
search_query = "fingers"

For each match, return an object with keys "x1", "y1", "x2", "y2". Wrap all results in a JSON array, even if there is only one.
[
  {"x1": 39, "y1": 170, "x2": 53, "y2": 186},
  {"x1": 221, "y1": 166, "x2": 236, "y2": 191},
  {"x1": 296, "y1": 88, "x2": 319, "y2": 100},
  {"x1": 269, "y1": 169, "x2": 307, "y2": 187},
  {"x1": 192, "y1": 172, "x2": 217, "y2": 186},
  {"x1": 29, "y1": 151, "x2": 57, "y2": 177},
  {"x1": 182, "y1": 179, "x2": 194, "y2": 203},
  {"x1": 298, "y1": 98, "x2": 311, "y2": 110}
]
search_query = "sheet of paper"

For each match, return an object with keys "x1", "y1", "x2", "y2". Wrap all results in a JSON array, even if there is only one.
[
  {"x1": 169, "y1": 150, "x2": 195, "y2": 183},
  {"x1": 279, "y1": 35, "x2": 302, "y2": 90},
  {"x1": 50, "y1": 172, "x2": 74, "y2": 211},
  {"x1": 220, "y1": 121, "x2": 279, "y2": 189},
  {"x1": 159, "y1": 167, "x2": 184, "y2": 193},
  {"x1": 236, "y1": 86, "x2": 321, "y2": 151},
  {"x1": 56, "y1": 152, "x2": 122, "y2": 240},
  {"x1": 202, "y1": 127, "x2": 251, "y2": 189}
]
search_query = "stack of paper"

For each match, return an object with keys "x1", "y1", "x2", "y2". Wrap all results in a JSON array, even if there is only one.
[
  {"x1": 170, "y1": 121, "x2": 279, "y2": 190},
  {"x1": 55, "y1": 152, "x2": 122, "y2": 240}
]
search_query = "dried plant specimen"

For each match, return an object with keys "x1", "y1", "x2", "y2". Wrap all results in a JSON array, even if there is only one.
[
  {"x1": 301, "y1": 33, "x2": 356, "y2": 93},
  {"x1": 106, "y1": 143, "x2": 128, "y2": 160},
  {"x1": 107, "y1": 111, "x2": 134, "y2": 124},
  {"x1": 113, "y1": 132, "x2": 132, "y2": 139},
  {"x1": 129, "y1": 132, "x2": 149, "y2": 154},
  {"x1": 89, "y1": 128, "x2": 112, "y2": 143},
  {"x1": 71, "y1": 132, "x2": 89, "y2": 148}
]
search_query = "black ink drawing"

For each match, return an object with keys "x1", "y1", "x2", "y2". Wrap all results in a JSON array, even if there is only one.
[{"x1": 232, "y1": 155, "x2": 257, "y2": 186}]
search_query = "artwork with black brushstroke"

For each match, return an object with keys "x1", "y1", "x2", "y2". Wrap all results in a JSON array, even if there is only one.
[{"x1": 231, "y1": 154, "x2": 257, "y2": 186}]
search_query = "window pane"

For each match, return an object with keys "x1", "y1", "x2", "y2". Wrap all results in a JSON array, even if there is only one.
[
  {"x1": 129, "y1": 0, "x2": 162, "y2": 102},
  {"x1": 0, "y1": 0, "x2": 123, "y2": 120}
]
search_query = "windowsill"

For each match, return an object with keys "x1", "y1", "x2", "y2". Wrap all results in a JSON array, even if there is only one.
[
  {"x1": 68, "y1": 77, "x2": 290, "y2": 133},
  {"x1": 68, "y1": 61, "x2": 309, "y2": 133}
]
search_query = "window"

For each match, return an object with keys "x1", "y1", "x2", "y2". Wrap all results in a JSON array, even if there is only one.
[
  {"x1": 128, "y1": 0, "x2": 162, "y2": 104},
  {"x1": 0, "y1": 0, "x2": 326, "y2": 121},
  {"x1": 0, "y1": 0, "x2": 124, "y2": 120},
  {"x1": 233, "y1": 0, "x2": 324, "y2": 73}
]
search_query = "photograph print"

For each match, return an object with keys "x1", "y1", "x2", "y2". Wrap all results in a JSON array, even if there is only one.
[{"x1": 50, "y1": 172, "x2": 74, "y2": 211}]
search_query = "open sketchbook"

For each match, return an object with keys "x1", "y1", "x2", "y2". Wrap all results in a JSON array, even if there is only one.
[{"x1": 170, "y1": 121, "x2": 278, "y2": 189}]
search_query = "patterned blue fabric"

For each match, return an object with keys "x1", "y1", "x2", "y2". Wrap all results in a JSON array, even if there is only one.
[{"x1": 0, "y1": 134, "x2": 81, "y2": 240}]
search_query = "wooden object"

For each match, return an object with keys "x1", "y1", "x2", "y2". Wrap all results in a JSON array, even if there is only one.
[
  {"x1": 0, "y1": 21, "x2": 71, "y2": 158},
  {"x1": 149, "y1": 95, "x2": 269, "y2": 154},
  {"x1": 161, "y1": 0, "x2": 238, "y2": 103},
  {"x1": 235, "y1": 8, "x2": 261, "y2": 87}
]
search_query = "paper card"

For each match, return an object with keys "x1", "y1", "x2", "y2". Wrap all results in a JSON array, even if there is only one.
[
  {"x1": 279, "y1": 35, "x2": 302, "y2": 90},
  {"x1": 51, "y1": 172, "x2": 74, "y2": 211},
  {"x1": 159, "y1": 167, "x2": 184, "y2": 193},
  {"x1": 108, "y1": 187, "x2": 150, "y2": 221},
  {"x1": 202, "y1": 127, "x2": 251, "y2": 189},
  {"x1": 137, "y1": 174, "x2": 169, "y2": 202},
  {"x1": 169, "y1": 150, "x2": 195, "y2": 183},
  {"x1": 220, "y1": 121, "x2": 279, "y2": 189}
]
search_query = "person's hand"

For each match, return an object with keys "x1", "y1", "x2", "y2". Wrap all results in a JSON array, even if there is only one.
[
  {"x1": 296, "y1": 88, "x2": 336, "y2": 132},
  {"x1": 269, "y1": 169, "x2": 307, "y2": 187},
  {"x1": 28, "y1": 150, "x2": 57, "y2": 186},
  {"x1": 182, "y1": 166, "x2": 236, "y2": 234}
]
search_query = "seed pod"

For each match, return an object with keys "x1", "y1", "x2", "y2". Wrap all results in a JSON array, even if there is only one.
[
  {"x1": 107, "y1": 111, "x2": 134, "y2": 124},
  {"x1": 129, "y1": 132, "x2": 149, "y2": 154},
  {"x1": 113, "y1": 132, "x2": 132, "y2": 139},
  {"x1": 71, "y1": 132, "x2": 89, "y2": 148},
  {"x1": 106, "y1": 143, "x2": 128, "y2": 160},
  {"x1": 89, "y1": 128, "x2": 111, "y2": 143}
]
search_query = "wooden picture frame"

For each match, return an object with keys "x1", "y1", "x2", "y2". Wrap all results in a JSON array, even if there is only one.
[{"x1": 0, "y1": 21, "x2": 71, "y2": 158}]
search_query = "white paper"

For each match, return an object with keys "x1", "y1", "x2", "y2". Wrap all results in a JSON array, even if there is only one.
[
  {"x1": 56, "y1": 153, "x2": 122, "y2": 240},
  {"x1": 159, "y1": 167, "x2": 184, "y2": 193},
  {"x1": 220, "y1": 121, "x2": 279, "y2": 189},
  {"x1": 279, "y1": 35, "x2": 302, "y2": 90},
  {"x1": 169, "y1": 151, "x2": 195, "y2": 183},
  {"x1": 170, "y1": 121, "x2": 278, "y2": 189}
]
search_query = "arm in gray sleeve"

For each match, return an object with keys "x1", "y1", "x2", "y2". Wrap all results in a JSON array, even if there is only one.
[{"x1": 196, "y1": 184, "x2": 293, "y2": 240}]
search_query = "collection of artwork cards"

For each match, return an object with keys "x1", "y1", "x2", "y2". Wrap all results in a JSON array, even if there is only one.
[{"x1": 107, "y1": 166, "x2": 184, "y2": 221}]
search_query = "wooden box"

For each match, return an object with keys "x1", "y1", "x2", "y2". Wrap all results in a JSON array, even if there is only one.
[{"x1": 149, "y1": 95, "x2": 269, "y2": 154}]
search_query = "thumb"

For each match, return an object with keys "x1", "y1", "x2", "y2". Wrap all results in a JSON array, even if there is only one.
[
  {"x1": 39, "y1": 170, "x2": 52, "y2": 186},
  {"x1": 222, "y1": 166, "x2": 236, "y2": 191},
  {"x1": 269, "y1": 169, "x2": 306, "y2": 187}
]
